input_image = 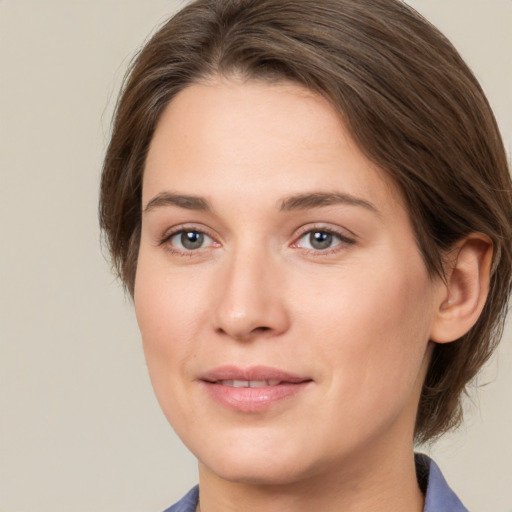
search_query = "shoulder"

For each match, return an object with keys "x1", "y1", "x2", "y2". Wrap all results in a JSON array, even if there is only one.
[
  {"x1": 416, "y1": 454, "x2": 469, "y2": 512},
  {"x1": 161, "y1": 485, "x2": 199, "y2": 512}
]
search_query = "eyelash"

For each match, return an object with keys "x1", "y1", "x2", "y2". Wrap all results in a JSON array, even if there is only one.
[
  {"x1": 158, "y1": 224, "x2": 355, "y2": 257},
  {"x1": 159, "y1": 225, "x2": 219, "y2": 257},
  {"x1": 292, "y1": 225, "x2": 355, "y2": 256}
]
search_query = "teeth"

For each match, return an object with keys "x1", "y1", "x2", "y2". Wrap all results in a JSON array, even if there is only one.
[
  {"x1": 248, "y1": 380, "x2": 267, "y2": 388},
  {"x1": 219, "y1": 380, "x2": 281, "y2": 387}
]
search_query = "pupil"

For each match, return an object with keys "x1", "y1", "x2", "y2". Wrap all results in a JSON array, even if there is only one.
[
  {"x1": 310, "y1": 231, "x2": 332, "y2": 250},
  {"x1": 181, "y1": 231, "x2": 204, "y2": 249}
]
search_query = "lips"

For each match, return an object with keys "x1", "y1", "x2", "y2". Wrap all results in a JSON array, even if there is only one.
[
  {"x1": 199, "y1": 366, "x2": 312, "y2": 412},
  {"x1": 218, "y1": 379, "x2": 281, "y2": 387}
]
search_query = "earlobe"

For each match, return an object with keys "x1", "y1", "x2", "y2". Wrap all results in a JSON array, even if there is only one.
[{"x1": 430, "y1": 234, "x2": 493, "y2": 344}]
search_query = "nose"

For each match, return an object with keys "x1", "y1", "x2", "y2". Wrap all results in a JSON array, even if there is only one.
[{"x1": 213, "y1": 246, "x2": 291, "y2": 342}]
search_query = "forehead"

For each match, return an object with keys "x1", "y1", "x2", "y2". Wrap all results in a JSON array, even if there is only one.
[{"x1": 143, "y1": 78, "x2": 403, "y2": 215}]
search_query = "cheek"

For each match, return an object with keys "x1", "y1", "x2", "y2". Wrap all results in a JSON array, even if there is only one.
[
  {"x1": 134, "y1": 254, "x2": 209, "y2": 347},
  {"x1": 133, "y1": 256, "x2": 209, "y2": 410},
  {"x1": 296, "y1": 256, "x2": 434, "y2": 409}
]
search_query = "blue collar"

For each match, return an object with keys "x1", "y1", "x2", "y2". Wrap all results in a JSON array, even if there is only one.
[
  {"x1": 416, "y1": 454, "x2": 468, "y2": 512},
  {"x1": 164, "y1": 455, "x2": 468, "y2": 512}
]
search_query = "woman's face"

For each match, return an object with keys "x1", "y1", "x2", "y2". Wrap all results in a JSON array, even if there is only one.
[{"x1": 135, "y1": 79, "x2": 444, "y2": 485}]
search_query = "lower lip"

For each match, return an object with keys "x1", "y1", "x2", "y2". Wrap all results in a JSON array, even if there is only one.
[{"x1": 202, "y1": 381, "x2": 311, "y2": 412}]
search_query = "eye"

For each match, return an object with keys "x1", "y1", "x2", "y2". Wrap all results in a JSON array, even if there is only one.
[
  {"x1": 295, "y1": 228, "x2": 353, "y2": 252},
  {"x1": 167, "y1": 229, "x2": 214, "y2": 251}
]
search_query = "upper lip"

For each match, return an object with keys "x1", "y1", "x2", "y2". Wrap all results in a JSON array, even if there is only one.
[{"x1": 199, "y1": 365, "x2": 311, "y2": 384}]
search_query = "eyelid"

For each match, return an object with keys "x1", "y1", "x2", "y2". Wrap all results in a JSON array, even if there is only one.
[
  {"x1": 159, "y1": 223, "x2": 214, "y2": 241},
  {"x1": 292, "y1": 223, "x2": 356, "y2": 242},
  {"x1": 158, "y1": 223, "x2": 221, "y2": 252},
  {"x1": 291, "y1": 224, "x2": 356, "y2": 253}
]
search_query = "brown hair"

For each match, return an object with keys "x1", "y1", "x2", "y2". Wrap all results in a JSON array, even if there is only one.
[{"x1": 99, "y1": 0, "x2": 512, "y2": 443}]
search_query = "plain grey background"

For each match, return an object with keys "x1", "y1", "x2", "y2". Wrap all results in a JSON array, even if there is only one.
[{"x1": 0, "y1": 1, "x2": 510, "y2": 511}]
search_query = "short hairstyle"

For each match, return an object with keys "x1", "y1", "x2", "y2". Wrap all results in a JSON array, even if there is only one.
[{"x1": 99, "y1": 0, "x2": 512, "y2": 443}]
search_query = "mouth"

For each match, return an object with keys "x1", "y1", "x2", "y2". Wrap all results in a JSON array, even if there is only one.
[
  {"x1": 215, "y1": 379, "x2": 283, "y2": 388},
  {"x1": 199, "y1": 366, "x2": 313, "y2": 412}
]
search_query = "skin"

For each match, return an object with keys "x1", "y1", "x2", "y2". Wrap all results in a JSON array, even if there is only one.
[{"x1": 134, "y1": 78, "x2": 488, "y2": 512}]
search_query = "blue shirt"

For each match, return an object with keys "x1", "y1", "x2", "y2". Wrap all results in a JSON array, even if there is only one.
[{"x1": 163, "y1": 454, "x2": 468, "y2": 512}]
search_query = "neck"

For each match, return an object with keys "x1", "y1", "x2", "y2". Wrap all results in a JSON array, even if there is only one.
[{"x1": 196, "y1": 444, "x2": 424, "y2": 512}]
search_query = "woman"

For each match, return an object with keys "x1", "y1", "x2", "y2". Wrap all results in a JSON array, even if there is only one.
[{"x1": 99, "y1": 0, "x2": 512, "y2": 510}]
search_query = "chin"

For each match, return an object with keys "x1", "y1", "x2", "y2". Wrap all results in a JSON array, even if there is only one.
[
  {"x1": 195, "y1": 432, "x2": 317, "y2": 486},
  {"x1": 206, "y1": 458, "x2": 307, "y2": 486}
]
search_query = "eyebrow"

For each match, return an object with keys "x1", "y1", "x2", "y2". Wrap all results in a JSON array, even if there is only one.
[
  {"x1": 279, "y1": 192, "x2": 379, "y2": 214},
  {"x1": 143, "y1": 192, "x2": 212, "y2": 213},
  {"x1": 143, "y1": 191, "x2": 379, "y2": 215}
]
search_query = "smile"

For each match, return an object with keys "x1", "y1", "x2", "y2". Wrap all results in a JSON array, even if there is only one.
[
  {"x1": 200, "y1": 366, "x2": 312, "y2": 412},
  {"x1": 217, "y1": 380, "x2": 281, "y2": 388}
]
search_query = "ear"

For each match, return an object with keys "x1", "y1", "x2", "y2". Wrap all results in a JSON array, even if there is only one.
[{"x1": 430, "y1": 234, "x2": 493, "y2": 343}]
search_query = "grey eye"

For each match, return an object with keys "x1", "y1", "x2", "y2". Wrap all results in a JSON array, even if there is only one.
[
  {"x1": 309, "y1": 231, "x2": 334, "y2": 250},
  {"x1": 171, "y1": 230, "x2": 211, "y2": 250},
  {"x1": 297, "y1": 229, "x2": 345, "y2": 251},
  {"x1": 181, "y1": 231, "x2": 204, "y2": 249}
]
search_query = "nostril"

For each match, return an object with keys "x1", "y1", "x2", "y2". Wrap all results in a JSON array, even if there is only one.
[
  {"x1": 254, "y1": 326, "x2": 271, "y2": 333},
  {"x1": 216, "y1": 324, "x2": 273, "y2": 341}
]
